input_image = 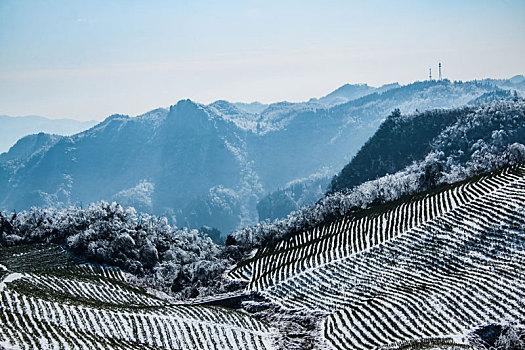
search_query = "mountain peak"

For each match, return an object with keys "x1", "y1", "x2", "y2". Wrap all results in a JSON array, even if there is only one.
[
  {"x1": 509, "y1": 74, "x2": 525, "y2": 84},
  {"x1": 172, "y1": 99, "x2": 199, "y2": 109},
  {"x1": 208, "y1": 100, "x2": 242, "y2": 114},
  {"x1": 233, "y1": 101, "x2": 268, "y2": 114},
  {"x1": 317, "y1": 83, "x2": 377, "y2": 107},
  {"x1": 167, "y1": 99, "x2": 205, "y2": 120},
  {"x1": 0, "y1": 132, "x2": 62, "y2": 163},
  {"x1": 105, "y1": 114, "x2": 130, "y2": 121},
  {"x1": 376, "y1": 82, "x2": 400, "y2": 93}
]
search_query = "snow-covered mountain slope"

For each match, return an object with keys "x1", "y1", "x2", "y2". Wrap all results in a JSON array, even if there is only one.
[
  {"x1": 0, "y1": 132, "x2": 62, "y2": 165},
  {"x1": 257, "y1": 98, "x2": 525, "y2": 222},
  {"x1": 330, "y1": 99, "x2": 525, "y2": 194},
  {"x1": 229, "y1": 165, "x2": 525, "y2": 349},
  {"x1": 0, "y1": 79, "x2": 515, "y2": 234},
  {"x1": 481, "y1": 74, "x2": 525, "y2": 96},
  {"x1": 310, "y1": 82, "x2": 399, "y2": 107},
  {"x1": 233, "y1": 102, "x2": 269, "y2": 114},
  {"x1": 0, "y1": 115, "x2": 96, "y2": 154},
  {"x1": 0, "y1": 244, "x2": 275, "y2": 349}
]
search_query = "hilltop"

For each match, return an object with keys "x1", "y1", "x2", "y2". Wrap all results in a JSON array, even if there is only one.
[
  {"x1": 330, "y1": 99, "x2": 525, "y2": 193},
  {"x1": 0, "y1": 115, "x2": 97, "y2": 154}
]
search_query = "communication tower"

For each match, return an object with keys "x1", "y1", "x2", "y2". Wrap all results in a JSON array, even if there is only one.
[
  {"x1": 429, "y1": 68, "x2": 432, "y2": 81},
  {"x1": 439, "y1": 62, "x2": 442, "y2": 81}
]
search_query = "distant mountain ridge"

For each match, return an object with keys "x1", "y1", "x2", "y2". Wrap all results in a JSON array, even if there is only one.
[
  {"x1": 310, "y1": 82, "x2": 400, "y2": 106},
  {"x1": 0, "y1": 133, "x2": 62, "y2": 164},
  {"x1": 1, "y1": 78, "x2": 522, "y2": 234},
  {"x1": 0, "y1": 115, "x2": 97, "y2": 153}
]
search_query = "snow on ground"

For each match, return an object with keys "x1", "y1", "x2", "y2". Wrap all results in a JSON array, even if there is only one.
[{"x1": 0, "y1": 272, "x2": 24, "y2": 291}]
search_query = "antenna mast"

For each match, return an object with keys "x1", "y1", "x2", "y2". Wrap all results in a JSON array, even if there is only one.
[
  {"x1": 438, "y1": 62, "x2": 442, "y2": 81},
  {"x1": 429, "y1": 68, "x2": 432, "y2": 81}
]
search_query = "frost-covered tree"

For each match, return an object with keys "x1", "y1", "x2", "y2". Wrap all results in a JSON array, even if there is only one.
[{"x1": 0, "y1": 201, "x2": 238, "y2": 299}]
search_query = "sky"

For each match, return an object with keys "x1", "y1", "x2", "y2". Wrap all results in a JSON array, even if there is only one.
[{"x1": 0, "y1": 0, "x2": 524, "y2": 121}]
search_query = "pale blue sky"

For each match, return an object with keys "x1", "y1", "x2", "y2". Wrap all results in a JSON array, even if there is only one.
[{"x1": 1, "y1": 0, "x2": 524, "y2": 121}]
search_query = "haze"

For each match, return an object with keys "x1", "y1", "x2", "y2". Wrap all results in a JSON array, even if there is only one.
[{"x1": 0, "y1": 0, "x2": 524, "y2": 121}]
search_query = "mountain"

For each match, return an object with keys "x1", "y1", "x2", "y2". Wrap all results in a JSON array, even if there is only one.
[
  {"x1": 311, "y1": 82, "x2": 400, "y2": 107},
  {"x1": 0, "y1": 79, "x2": 515, "y2": 234},
  {"x1": 314, "y1": 83, "x2": 376, "y2": 106},
  {"x1": 255, "y1": 80, "x2": 522, "y2": 221},
  {"x1": 481, "y1": 74, "x2": 525, "y2": 94},
  {"x1": 330, "y1": 99, "x2": 525, "y2": 194},
  {"x1": 233, "y1": 101, "x2": 269, "y2": 114},
  {"x1": 0, "y1": 115, "x2": 97, "y2": 154},
  {"x1": 234, "y1": 82, "x2": 400, "y2": 113},
  {"x1": 230, "y1": 99, "x2": 525, "y2": 252},
  {"x1": 0, "y1": 132, "x2": 62, "y2": 164}
]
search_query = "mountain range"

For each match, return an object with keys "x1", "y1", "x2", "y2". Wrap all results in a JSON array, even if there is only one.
[
  {"x1": 1, "y1": 77, "x2": 524, "y2": 234},
  {"x1": 1, "y1": 85, "x2": 525, "y2": 349},
  {"x1": 0, "y1": 115, "x2": 97, "y2": 154}
]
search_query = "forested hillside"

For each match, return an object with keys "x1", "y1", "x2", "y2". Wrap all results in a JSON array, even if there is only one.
[
  {"x1": 1, "y1": 79, "x2": 512, "y2": 234},
  {"x1": 0, "y1": 202, "x2": 232, "y2": 299},
  {"x1": 231, "y1": 99, "x2": 525, "y2": 249},
  {"x1": 330, "y1": 98, "x2": 525, "y2": 193}
]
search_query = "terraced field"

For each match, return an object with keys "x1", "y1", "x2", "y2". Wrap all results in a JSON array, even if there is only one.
[
  {"x1": 0, "y1": 245, "x2": 275, "y2": 350},
  {"x1": 2, "y1": 166, "x2": 524, "y2": 349},
  {"x1": 230, "y1": 165, "x2": 525, "y2": 349}
]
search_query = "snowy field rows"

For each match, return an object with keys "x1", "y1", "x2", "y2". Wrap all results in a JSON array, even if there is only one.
[
  {"x1": 232, "y1": 165, "x2": 525, "y2": 349},
  {"x1": 1, "y1": 166, "x2": 525, "y2": 349},
  {"x1": 0, "y1": 246, "x2": 275, "y2": 350}
]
